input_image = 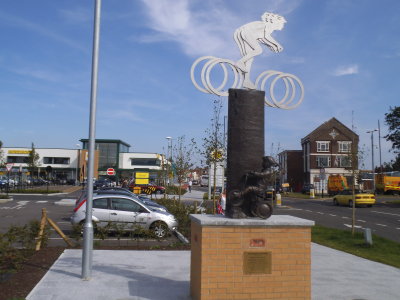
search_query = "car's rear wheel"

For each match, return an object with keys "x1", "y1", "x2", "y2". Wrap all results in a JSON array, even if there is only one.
[
  {"x1": 333, "y1": 198, "x2": 338, "y2": 206},
  {"x1": 151, "y1": 221, "x2": 168, "y2": 238}
]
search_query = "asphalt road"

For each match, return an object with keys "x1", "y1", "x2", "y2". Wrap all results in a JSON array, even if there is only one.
[
  {"x1": 275, "y1": 196, "x2": 400, "y2": 243},
  {"x1": 1, "y1": 189, "x2": 399, "y2": 245}
]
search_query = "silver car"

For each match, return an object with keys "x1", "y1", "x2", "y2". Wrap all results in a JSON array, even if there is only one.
[{"x1": 71, "y1": 194, "x2": 178, "y2": 238}]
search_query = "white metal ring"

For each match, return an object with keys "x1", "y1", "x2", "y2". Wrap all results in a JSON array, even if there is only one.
[{"x1": 190, "y1": 57, "x2": 304, "y2": 110}]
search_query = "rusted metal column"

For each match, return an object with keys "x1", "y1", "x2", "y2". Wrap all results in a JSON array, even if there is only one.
[{"x1": 226, "y1": 88, "x2": 265, "y2": 218}]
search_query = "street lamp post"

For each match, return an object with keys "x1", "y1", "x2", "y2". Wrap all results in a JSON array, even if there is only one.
[
  {"x1": 166, "y1": 137, "x2": 172, "y2": 187},
  {"x1": 366, "y1": 129, "x2": 378, "y2": 193},
  {"x1": 75, "y1": 144, "x2": 80, "y2": 185},
  {"x1": 82, "y1": 0, "x2": 101, "y2": 280}
]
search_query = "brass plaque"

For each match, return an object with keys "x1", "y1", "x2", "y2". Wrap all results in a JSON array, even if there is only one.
[{"x1": 243, "y1": 252, "x2": 271, "y2": 275}]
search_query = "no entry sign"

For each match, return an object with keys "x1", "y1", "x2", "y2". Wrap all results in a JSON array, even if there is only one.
[{"x1": 106, "y1": 168, "x2": 115, "y2": 176}]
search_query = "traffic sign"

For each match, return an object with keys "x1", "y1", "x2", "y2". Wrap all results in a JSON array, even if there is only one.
[
  {"x1": 6, "y1": 163, "x2": 13, "y2": 171},
  {"x1": 106, "y1": 168, "x2": 115, "y2": 176}
]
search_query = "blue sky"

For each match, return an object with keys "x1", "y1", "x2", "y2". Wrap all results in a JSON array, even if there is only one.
[{"x1": 1, "y1": 0, "x2": 399, "y2": 169}]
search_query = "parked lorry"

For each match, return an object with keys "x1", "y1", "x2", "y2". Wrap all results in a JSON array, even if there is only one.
[
  {"x1": 375, "y1": 174, "x2": 400, "y2": 194},
  {"x1": 328, "y1": 175, "x2": 348, "y2": 196}
]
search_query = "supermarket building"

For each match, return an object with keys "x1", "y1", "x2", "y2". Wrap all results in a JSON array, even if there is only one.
[{"x1": 1, "y1": 139, "x2": 165, "y2": 183}]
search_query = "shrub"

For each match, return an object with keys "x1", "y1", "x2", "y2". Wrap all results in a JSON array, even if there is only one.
[
  {"x1": 0, "y1": 220, "x2": 49, "y2": 274},
  {"x1": 157, "y1": 198, "x2": 196, "y2": 238},
  {"x1": 165, "y1": 185, "x2": 187, "y2": 195},
  {"x1": 7, "y1": 189, "x2": 61, "y2": 194}
]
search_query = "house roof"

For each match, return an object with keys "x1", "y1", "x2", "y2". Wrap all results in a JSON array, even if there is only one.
[{"x1": 301, "y1": 117, "x2": 358, "y2": 144}]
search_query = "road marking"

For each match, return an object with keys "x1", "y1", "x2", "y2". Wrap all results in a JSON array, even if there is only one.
[
  {"x1": 342, "y1": 216, "x2": 350, "y2": 219},
  {"x1": 372, "y1": 210, "x2": 400, "y2": 217},
  {"x1": 316, "y1": 212, "x2": 324, "y2": 215},
  {"x1": 375, "y1": 224, "x2": 387, "y2": 227},
  {"x1": 396, "y1": 228, "x2": 400, "y2": 230},
  {"x1": 0, "y1": 201, "x2": 29, "y2": 210},
  {"x1": 344, "y1": 224, "x2": 362, "y2": 229},
  {"x1": 36, "y1": 201, "x2": 48, "y2": 203},
  {"x1": 305, "y1": 210, "x2": 313, "y2": 212},
  {"x1": 329, "y1": 214, "x2": 336, "y2": 217},
  {"x1": 357, "y1": 220, "x2": 366, "y2": 223}
]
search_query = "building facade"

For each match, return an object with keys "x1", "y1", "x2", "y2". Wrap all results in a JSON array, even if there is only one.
[
  {"x1": 279, "y1": 118, "x2": 359, "y2": 193},
  {"x1": 278, "y1": 150, "x2": 303, "y2": 192},
  {"x1": 1, "y1": 139, "x2": 165, "y2": 184}
]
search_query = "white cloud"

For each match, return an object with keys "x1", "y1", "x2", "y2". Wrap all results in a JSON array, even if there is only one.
[
  {"x1": 59, "y1": 7, "x2": 92, "y2": 23},
  {"x1": 10, "y1": 67, "x2": 61, "y2": 82},
  {"x1": 138, "y1": 0, "x2": 302, "y2": 58},
  {"x1": 333, "y1": 64, "x2": 359, "y2": 76},
  {"x1": 0, "y1": 11, "x2": 86, "y2": 52}
]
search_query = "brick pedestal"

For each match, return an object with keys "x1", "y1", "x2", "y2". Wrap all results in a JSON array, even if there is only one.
[{"x1": 190, "y1": 215, "x2": 314, "y2": 300}]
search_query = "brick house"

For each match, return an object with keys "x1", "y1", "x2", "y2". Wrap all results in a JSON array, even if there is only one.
[
  {"x1": 278, "y1": 150, "x2": 303, "y2": 192},
  {"x1": 279, "y1": 118, "x2": 359, "y2": 193}
]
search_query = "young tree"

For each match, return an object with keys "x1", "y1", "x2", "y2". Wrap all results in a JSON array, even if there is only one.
[
  {"x1": 172, "y1": 136, "x2": 196, "y2": 201},
  {"x1": 27, "y1": 143, "x2": 40, "y2": 178},
  {"x1": 384, "y1": 106, "x2": 400, "y2": 170},
  {"x1": 201, "y1": 99, "x2": 226, "y2": 214},
  {"x1": 0, "y1": 140, "x2": 4, "y2": 167},
  {"x1": 384, "y1": 106, "x2": 400, "y2": 151}
]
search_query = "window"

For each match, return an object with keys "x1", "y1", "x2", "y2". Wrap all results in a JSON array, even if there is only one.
[
  {"x1": 316, "y1": 156, "x2": 331, "y2": 167},
  {"x1": 338, "y1": 156, "x2": 351, "y2": 167},
  {"x1": 93, "y1": 198, "x2": 108, "y2": 209},
  {"x1": 7, "y1": 156, "x2": 28, "y2": 163},
  {"x1": 43, "y1": 157, "x2": 70, "y2": 165},
  {"x1": 338, "y1": 141, "x2": 352, "y2": 153},
  {"x1": 131, "y1": 158, "x2": 161, "y2": 166},
  {"x1": 111, "y1": 198, "x2": 141, "y2": 212},
  {"x1": 317, "y1": 141, "x2": 330, "y2": 152}
]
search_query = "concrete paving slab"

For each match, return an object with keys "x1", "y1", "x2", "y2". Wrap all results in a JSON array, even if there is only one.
[
  {"x1": 27, "y1": 250, "x2": 191, "y2": 300},
  {"x1": 27, "y1": 244, "x2": 400, "y2": 300}
]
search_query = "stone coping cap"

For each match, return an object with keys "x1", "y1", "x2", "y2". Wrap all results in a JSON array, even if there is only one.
[{"x1": 190, "y1": 214, "x2": 315, "y2": 227}]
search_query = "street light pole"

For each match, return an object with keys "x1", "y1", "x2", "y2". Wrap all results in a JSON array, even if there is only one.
[
  {"x1": 82, "y1": 0, "x2": 101, "y2": 280},
  {"x1": 366, "y1": 129, "x2": 378, "y2": 193},
  {"x1": 378, "y1": 120, "x2": 383, "y2": 173},
  {"x1": 75, "y1": 144, "x2": 80, "y2": 185},
  {"x1": 166, "y1": 137, "x2": 171, "y2": 186}
]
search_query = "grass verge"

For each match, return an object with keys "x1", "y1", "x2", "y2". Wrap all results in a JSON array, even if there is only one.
[{"x1": 312, "y1": 225, "x2": 400, "y2": 268}]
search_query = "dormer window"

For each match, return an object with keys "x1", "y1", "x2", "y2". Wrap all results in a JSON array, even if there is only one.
[{"x1": 317, "y1": 141, "x2": 330, "y2": 152}]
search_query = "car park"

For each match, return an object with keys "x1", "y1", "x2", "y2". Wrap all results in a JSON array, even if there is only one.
[
  {"x1": 333, "y1": 189, "x2": 376, "y2": 207},
  {"x1": 94, "y1": 179, "x2": 112, "y2": 189},
  {"x1": 71, "y1": 193, "x2": 178, "y2": 238}
]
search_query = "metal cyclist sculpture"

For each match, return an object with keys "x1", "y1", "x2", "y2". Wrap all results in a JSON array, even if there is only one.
[{"x1": 190, "y1": 12, "x2": 304, "y2": 110}]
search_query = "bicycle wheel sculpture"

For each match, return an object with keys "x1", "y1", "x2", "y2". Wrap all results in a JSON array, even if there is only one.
[
  {"x1": 191, "y1": 56, "x2": 304, "y2": 110},
  {"x1": 190, "y1": 12, "x2": 304, "y2": 110}
]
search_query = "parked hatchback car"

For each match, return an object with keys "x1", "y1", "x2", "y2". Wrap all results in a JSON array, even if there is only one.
[
  {"x1": 71, "y1": 194, "x2": 177, "y2": 238},
  {"x1": 333, "y1": 189, "x2": 376, "y2": 207},
  {"x1": 94, "y1": 187, "x2": 168, "y2": 212}
]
